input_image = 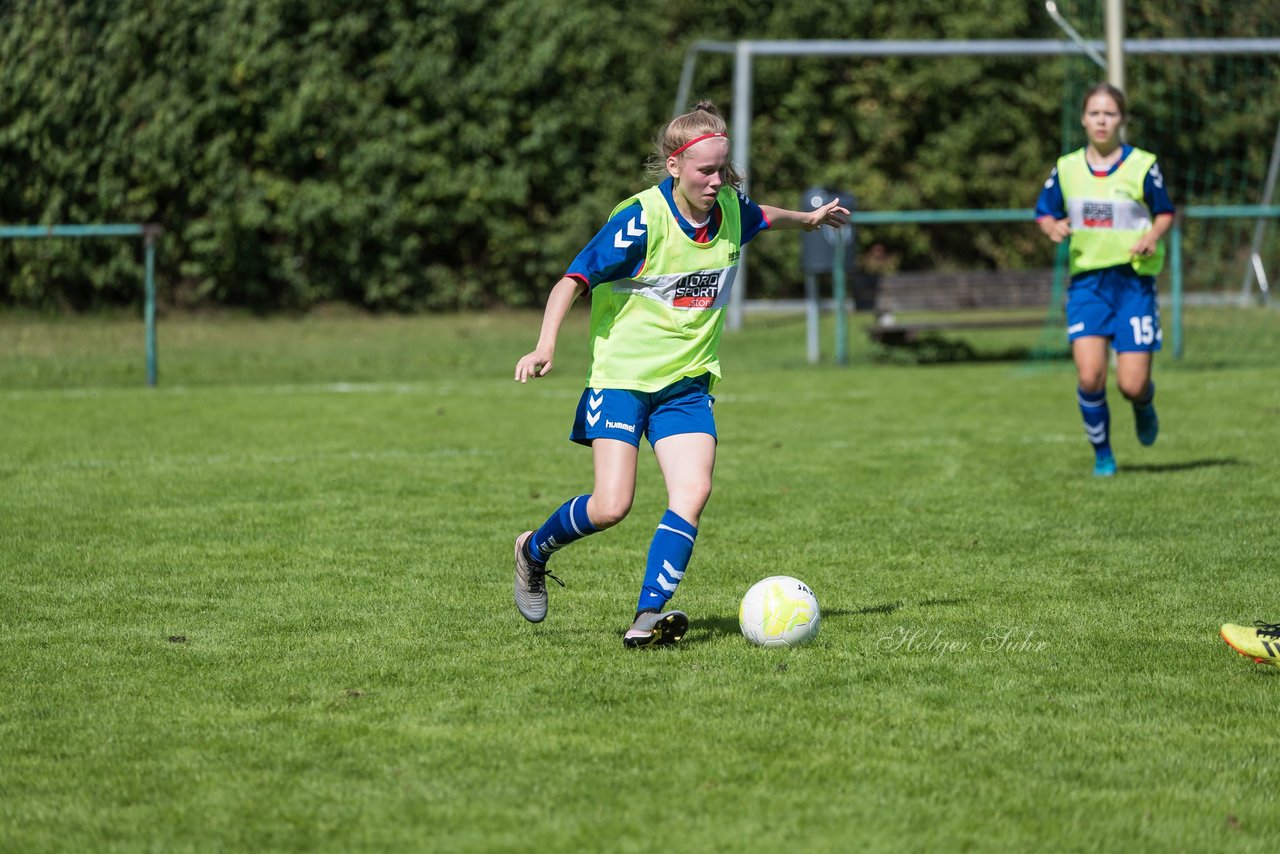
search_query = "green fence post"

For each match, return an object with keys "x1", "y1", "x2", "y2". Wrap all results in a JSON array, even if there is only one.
[
  {"x1": 144, "y1": 225, "x2": 159, "y2": 386},
  {"x1": 1169, "y1": 218, "x2": 1183, "y2": 361},
  {"x1": 832, "y1": 224, "x2": 852, "y2": 365}
]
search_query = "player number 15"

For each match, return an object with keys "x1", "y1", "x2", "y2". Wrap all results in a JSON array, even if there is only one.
[{"x1": 1129, "y1": 315, "x2": 1156, "y2": 345}]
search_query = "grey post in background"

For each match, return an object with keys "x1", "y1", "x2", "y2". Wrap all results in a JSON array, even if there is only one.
[
  {"x1": 1241, "y1": 118, "x2": 1280, "y2": 301},
  {"x1": 728, "y1": 41, "x2": 753, "y2": 332},
  {"x1": 1106, "y1": 0, "x2": 1125, "y2": 92},
  {"x1": 801, "y1": 188, "x2": 856, "y2": 365}
]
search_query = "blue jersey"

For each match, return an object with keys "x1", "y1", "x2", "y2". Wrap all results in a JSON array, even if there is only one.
[
  {"x1": 565, "y1": 177, "x2": 769, "y2": 289},
  {"x1": 1035, "y1": 144, "x2": 1175, "y2": 222}
]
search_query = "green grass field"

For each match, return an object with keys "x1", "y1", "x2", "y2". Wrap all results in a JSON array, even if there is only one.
[{"x1": 2, "y1": 307, "x2": 1279, "y2": 851}]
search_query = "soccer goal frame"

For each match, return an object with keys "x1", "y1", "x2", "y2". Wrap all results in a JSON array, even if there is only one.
[
  {"x1": 673, "y1": 36, "x2": 1280, "y2": 332},
  {"x1": 0, "y1": 224, "x2": 163, "y2": 385}
]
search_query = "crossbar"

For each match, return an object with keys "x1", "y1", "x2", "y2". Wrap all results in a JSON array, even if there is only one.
[{"x1": 0, "y1": 224, "x2": 146, "y2": 239}]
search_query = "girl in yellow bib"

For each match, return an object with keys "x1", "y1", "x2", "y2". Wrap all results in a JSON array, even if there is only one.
[
  {"x1": 1035, "y1": 83, "x2": 1175, "y2": 477},
  {"x1": 512, "y1": 101, "x2": 849, "y2": 647}
]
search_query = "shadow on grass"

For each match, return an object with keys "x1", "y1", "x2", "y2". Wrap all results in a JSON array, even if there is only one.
[
  {"x1": 688, "y1": 597, "x2": 968, "y2": 643},
  {"x1": 1121, "y1": 457, "x2": 1244, "y2": 474},
  {"x1": 873, "y1": 334, "x2": 1070, "y2": 365}
]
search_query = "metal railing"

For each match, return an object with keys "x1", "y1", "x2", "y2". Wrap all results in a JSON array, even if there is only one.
[
  {"x1": 815, "y1": 204, "x2": 1280, "y2": 361},
  {"x1": 1, "y1": 224, "x2": 162, "y2": 385}
]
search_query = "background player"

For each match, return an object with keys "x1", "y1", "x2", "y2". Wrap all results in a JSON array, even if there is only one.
[{"x1": 1036, "y1": 83, "x2": 1175, "y2": 477}]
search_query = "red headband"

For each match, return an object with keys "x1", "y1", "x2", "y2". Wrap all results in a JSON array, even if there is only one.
[{"x1": 669, "y1": 132, "x2": 729, "y2": 158}]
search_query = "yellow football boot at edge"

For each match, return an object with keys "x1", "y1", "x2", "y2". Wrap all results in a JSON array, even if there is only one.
[{"x1": 1220, "y1": 622, "x2": 1280, "y2": 667}]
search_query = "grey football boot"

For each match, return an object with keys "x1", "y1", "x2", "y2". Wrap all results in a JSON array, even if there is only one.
[{"x1": 514, "y1": 531, "x2": 562, "y2": 622}]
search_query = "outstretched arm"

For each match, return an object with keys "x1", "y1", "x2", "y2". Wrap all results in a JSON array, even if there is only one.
[
  {"x1": 514, "y1": 276, "x2": 585, "y2": 383},
  {"x1": 759, "y1": 198, "x2": 850, "y2": 232}
]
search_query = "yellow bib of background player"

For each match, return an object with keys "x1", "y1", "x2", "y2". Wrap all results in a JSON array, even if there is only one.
[
  {"x1": 1056, "y1": 147, "x2": 1165, "y2": 277},
  {"x1": 586, "y1": 185, "x2": 742, "y2": 393}
]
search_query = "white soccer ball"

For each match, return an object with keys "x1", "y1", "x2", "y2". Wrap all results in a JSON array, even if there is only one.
[{"x1": 739, "y1": 576, "x2": 821, "y2": 648}]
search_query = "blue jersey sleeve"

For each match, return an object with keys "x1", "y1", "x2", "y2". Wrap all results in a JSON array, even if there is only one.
[
  {"x1": 738, "y1": 190, "x2": 769, "y2": 245},
  {"x1": 1035, "y1": 167, "x2": 1066, "y2": 220},
  {"x1": 1144, "y1": 159, "x2": 1175, "y2": 216},
  {"x1": 564, "y1": 202, "x2": 649, "y2": 289}
]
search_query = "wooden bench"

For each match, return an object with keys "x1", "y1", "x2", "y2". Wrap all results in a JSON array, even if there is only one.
[{"x1": 867, "y1": 269, "x2": 1055, "y2": 346}]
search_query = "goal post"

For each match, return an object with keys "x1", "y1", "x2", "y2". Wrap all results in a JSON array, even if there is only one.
[
  {"x1": 0, "y1": 224, "x2": 162, "y2": 386},
  {"x1": 673, "y1": 36, "x2": 1280, "y2": 333}
]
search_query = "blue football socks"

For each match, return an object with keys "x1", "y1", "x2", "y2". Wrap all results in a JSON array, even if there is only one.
[
  {"x1": 1077, "y1": 386, "x2": 1111, "y2": 459},
  {"x1": 1132, "y1": 381, "x2": 1158, "y2": 446},
  {"x1": 636, "y1": 509, "x2": 698, "y2": 614},
  {"x1": 528, "y1": 494, "x2": 598, "y2": 565}
]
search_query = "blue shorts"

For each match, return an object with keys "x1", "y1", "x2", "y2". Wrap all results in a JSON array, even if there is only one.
[
  {"x1": 570, "y1": 374, "x2": 716, "y2": 448},
  {"x1": 1065, "y1": 266, "x2": 1162, "y2": 352}
]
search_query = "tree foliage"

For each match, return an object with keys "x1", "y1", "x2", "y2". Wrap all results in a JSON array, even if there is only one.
[{"x1": 1, "y1": 0, "x2": 1275, "y2": 310}]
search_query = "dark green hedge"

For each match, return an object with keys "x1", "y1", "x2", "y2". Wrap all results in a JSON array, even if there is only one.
[{"x1": 1, "y1": 0, "x2": 1275, "y2": 310}]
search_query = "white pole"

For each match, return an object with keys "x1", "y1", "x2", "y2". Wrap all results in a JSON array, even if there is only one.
[
  {"x1": 804, "y1": 273, "x2": 819, "y2": 363},
  {"x1": 674, "y1": 47, "x2": 698, "y2": 119},
  {"x1": 1044, "y1": 2, "x2": 1107, "y2": 70},
  {"x1": 1240, "y1": 117, "x2": 1280, "y2": 299},
  {"x1": 1105, "y1": 0, "x2": 1125, "y2": 92},
  {"x1": 728, "y1": 41, "x2": 752, "y2": 332}
]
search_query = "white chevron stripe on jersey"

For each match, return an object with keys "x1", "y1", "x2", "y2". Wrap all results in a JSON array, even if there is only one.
[
  {"x1": 662, "y1": 559, "x2": 685, "y2": 580},
  {"x1": 586, "y1": 411, "x2": 600, "y2": 427},
  {"x1": 613, "y1": 214, "x2": 647, "y2": 249},
  {"x1": 589, "y1": 393, "x2": 603, "y2": 410},
  {"x1": 657, "y1": 574, "x2": 679, "y2": 592}
]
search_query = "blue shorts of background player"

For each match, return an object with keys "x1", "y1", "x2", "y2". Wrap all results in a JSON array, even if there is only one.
[
  {"x1": 571, "y1": 373, "x2": 716, "y2": 448},
  {"x1": 1066, "y1": 265, "x2": 1162, "y2": 352}
]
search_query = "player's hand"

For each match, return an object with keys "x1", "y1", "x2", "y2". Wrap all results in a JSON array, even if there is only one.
[
  {"x1": 807, "y1": 199, "x2": 851, "y2": 231},
  {"x1": 514, "y1": 348, "x2": 553, "y2": 383},
  {"x1": 1039, "y1": 218, "x2": 1071, "y2": 243},
  {"x1": 1130, "y1": 234, "x2": 1158, "y2": 258}
]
